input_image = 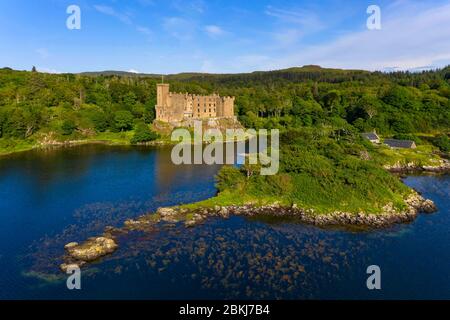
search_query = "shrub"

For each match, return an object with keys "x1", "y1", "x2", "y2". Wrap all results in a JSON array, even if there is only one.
[
  {"x1": 215, "y1": 166, "x2": 246, "y2": 192},
  {"x1": 90, "y1": 110, "x2": 108, "y2": 132},
  {"x1": 433, "y1": 134, "x2": 450, "y2": 152},
  {"x1": 130, "y1": 122, "x2": 159, "y2": 144},
  {"x1": 393, "y1": 133, "x2": 421, "y2": 144},
  {"x1": 61, "y1": 119, "x2": 76, "y2": 135}
]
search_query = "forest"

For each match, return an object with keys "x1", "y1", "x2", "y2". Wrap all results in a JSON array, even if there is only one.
[{"x1": 0, "y1": 65, "x2": 449, "y2": 154}]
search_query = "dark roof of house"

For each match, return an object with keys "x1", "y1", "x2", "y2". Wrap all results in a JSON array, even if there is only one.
[
  {"x1": 384, "y1": 139, "x2": 416, "y2": 148},
  {"x1": 361, "y1": 132, "x2": 379, "y2": 140}
]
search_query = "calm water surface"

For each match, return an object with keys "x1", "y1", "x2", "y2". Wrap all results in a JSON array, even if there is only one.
[{"x1": 0, "y1": 145, "x2": 448, "y2": 299}]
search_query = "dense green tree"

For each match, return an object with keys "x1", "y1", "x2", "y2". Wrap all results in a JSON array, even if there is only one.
[
  {"x1": 3, "y1": 109, "x2": 27, "y2": 138},
  {"x1": 89, "y1": 110, "x2": 109, "y2": 132},
  {"x1": 143, "y1": 101, "x2": 156, "y2": 124},
  {"x1": 61, "y1": 119, "x2": 76, "y2": 135},
  {"x1": 114, "y1": 110, "x2": 134, "y2": 131},
  {"x1": 215, "y1": 165, "x2": 245, "y2": 192},
  {"x1": 433, "y1": 134, "x2": 450, "y2": 152},
  {"x1": 130, "y1": 122, "x2": 159, "y2": 144}
]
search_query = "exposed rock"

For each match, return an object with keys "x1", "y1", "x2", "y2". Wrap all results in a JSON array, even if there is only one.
[
  {"x1": 385, "y1": 159, "x2": 450, "y2": 173},
  {"x1": 157, "y1": 207, "x2": 180, "y2": 222},
  {"x1": 157, "y1": 207, "x2": 176, "y2": 217},
  {"x1": 64, "y1": 242, "x2": 78, "y2": 250},
  {"x1": 421, "y1": 199, "x2": 437, "y2": 213},
  {"x1": 65, "y1": 237, "x2": 118, "y2": 262},
  {"x1": 60, "y1": 263, "x2": 83, "y2": 273},
  {"x1": 184, "y1": 213, "x2": 206, "y2": 227},
  {"x1": 186, "y1": 194, "x2": 437, "y2": 229},
  {"x1": 359, "y1": 150, "x2": 371, "y2": 161},
  {"x1": 218, "y1": 207, "x2": 230, "y2": 219},
  {"x1": 184, "y1": 220, "x2": 197, "y2": 228}
]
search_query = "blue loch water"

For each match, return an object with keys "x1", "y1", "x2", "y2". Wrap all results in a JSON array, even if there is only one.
[{"x1": 0, "y1": 145, "x2": 448, "y2": 299}]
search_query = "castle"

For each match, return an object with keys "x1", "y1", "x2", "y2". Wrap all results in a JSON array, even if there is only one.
[{"x1": 155, "y1": 83, "x2": 235, "y2": 123}]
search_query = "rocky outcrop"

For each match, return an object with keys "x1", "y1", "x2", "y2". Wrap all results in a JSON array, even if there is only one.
[
  {"x1": 184, "y1": 213, "x2": 206, "y2": 227},
  {"x1": 176, "y1": 191, "x2": 437, "y2": 229},
  {"x1": 157, "y1": 207, "x2": 178, "y2": 222},
  {"x1": 384, "y1": 159, "x2": 450, "y2": 173},
  {"x1": 61, "y1": 237, "x2": 118, "y2": 271},
  {"x1": 67, "y1": 237, "x2": 117, "y2": 261}
]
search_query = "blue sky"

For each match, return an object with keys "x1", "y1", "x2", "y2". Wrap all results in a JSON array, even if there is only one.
[{"x1": 1, "y1": 0, "x2": 450, "y2": 74}]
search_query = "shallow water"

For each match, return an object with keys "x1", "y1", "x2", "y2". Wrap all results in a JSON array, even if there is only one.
[{"x1": 0, "y1": 145, "x2": 448, "y2": 299}]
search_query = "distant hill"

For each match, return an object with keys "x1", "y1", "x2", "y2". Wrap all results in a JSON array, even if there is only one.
[
  {"x1": 78, "y1": 65, "x2": 373, "y2": 84},
  {"x1": 5, "y1": 64, "x2": 448, "y2": 86},
  {"x1": 79, "y1": 70, "x2": 162, "y2": 78}
]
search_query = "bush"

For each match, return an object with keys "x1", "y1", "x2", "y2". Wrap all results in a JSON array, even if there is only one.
[
  {"x1": 393, "y1": 133, "x2": 421, "y2": 144},
  {"x1": 90, "y1": 111, "x2": 108, "y2": 132},
  {"x1": 61, "y1": 119, "x2": 76, "y2": 135},
  {"x1": 215, "y1": 166, "x2": 246, "y2": 192},
  {"x1": 130, "y1": 122, "x2": 159, "y2": 144},
  {"x1": 433, "y1": 134, "x2": 450, "y2": 152}
]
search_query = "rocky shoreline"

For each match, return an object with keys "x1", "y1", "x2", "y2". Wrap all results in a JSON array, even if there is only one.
[
  {"x1": 60, "y1": 191, "x2": 437, "y2": 272},
  {"x1": 384, "y1": 159, "x2": 450, "y2": 173}
]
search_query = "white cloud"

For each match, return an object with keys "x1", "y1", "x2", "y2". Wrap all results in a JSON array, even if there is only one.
[
  {"x1": 94, "y1": 4, "x2": 155, "y2": 41},
  {"x1": 204, "y1": 25, "x2": 226, "y2": 38},
  {"x1": 255, "y1": 2, "x2": 450, "y2": 72},
  {"x1": 128, "y1": 69, "x2": 140, "y2": 74},
  {"x1": 136, "y1": 26, "x2": 152, "y2": 37},
  {"x1": 172, "y1": 0, "x2": 205, "y2": 14},
  {"x1": 136, "y1": 26, "x2": 151, "y2": 34},
  {"x1": 265, "y1": 5, "x2": 324, "y2": 32},
  {"x1": 272, "y1": 29, "x2": 303, "y2": 47},
  {"x1": 264, "y1": 5, "x2": 326, "y2": 48},
  {"x1": 94, "y1": 5, "x2": 132, "y2": 25},
  {"x1": 163, "y1": 17, "x2": 195, "y2": 40}
]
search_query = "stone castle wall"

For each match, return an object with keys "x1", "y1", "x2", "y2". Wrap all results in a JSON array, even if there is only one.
[{"x1": 155, "y1": 84, "x2": 235, "y2": 122}]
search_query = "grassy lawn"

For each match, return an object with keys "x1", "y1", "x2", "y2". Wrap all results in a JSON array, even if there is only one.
[
  {"x1": 0, "y1": 138, "x2": 36, "y2": 156},
  {"x1": 371, "y1": 144, "x2": 442, "y2": 167}
]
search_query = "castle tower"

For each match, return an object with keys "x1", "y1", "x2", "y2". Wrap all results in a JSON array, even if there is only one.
[
  {"x1": 157, "y1": 83, "x2": 170, "y2": 108},
  {"x1": 156, "y1": 83, "x2": 170, "y2": 121},
  {"x1": 222, "y1": 96, "x2": 235, "y2": 117}
]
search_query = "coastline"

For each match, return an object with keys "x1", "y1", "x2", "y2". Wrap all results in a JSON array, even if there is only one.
[
  {"x1": 0, "y1": 138, "x2": 175, "y2": 157},
  {"x1": 384, "y1": 159, "x2": 450, "y2": 174},
  {"x1": 0, "y1": 131, "x2": 253, "y2": 157},
  {"x1": 60, "y1": 182, "x2": 440, "y2": 272}
]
